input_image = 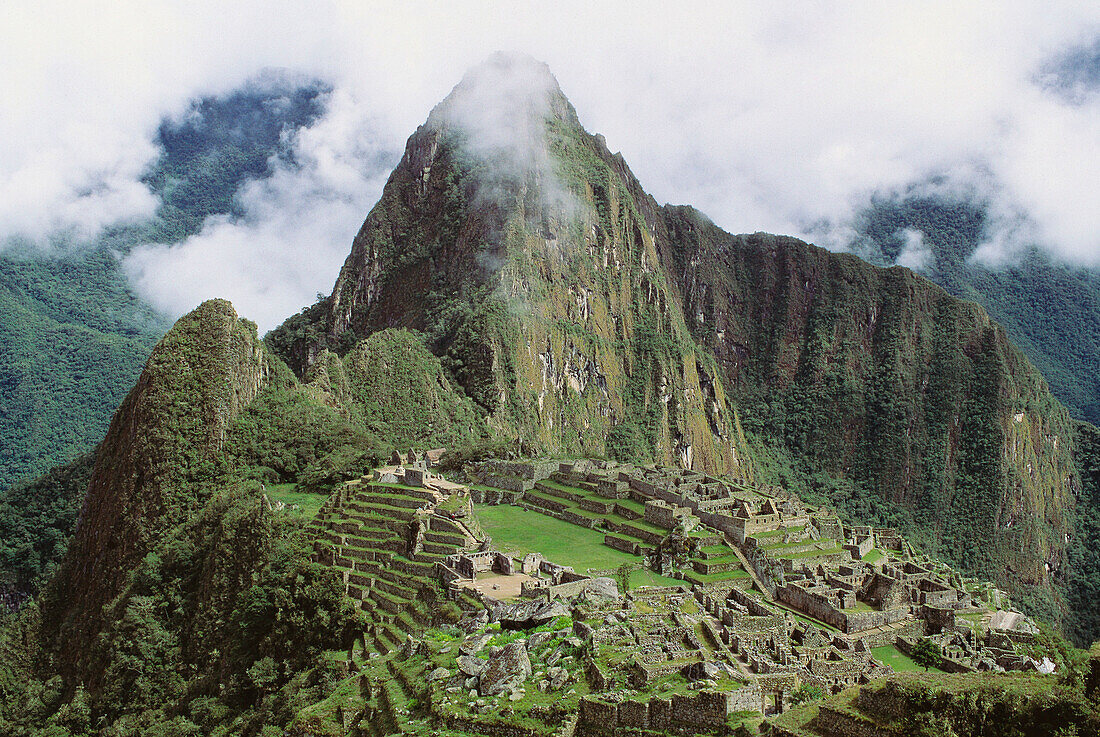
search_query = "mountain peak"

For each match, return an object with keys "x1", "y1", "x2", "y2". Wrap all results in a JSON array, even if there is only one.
[
  {"x1": 429, "y1": 52, "x2": 572, "y2": 123},
  {"x1": 424, "y1": 53, "x2": 579, "y2": 173}
]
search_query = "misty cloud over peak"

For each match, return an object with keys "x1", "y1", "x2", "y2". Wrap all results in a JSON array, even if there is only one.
[
  {"x1": 422, "y1": 52, "x2": 586, "y2": 228},
  {"x1": 1037, "y1": 38, "x2": 1100, "y2": 105},
  {"x1": 429, "y1": 52, "x2": 572, "y2": 131}
]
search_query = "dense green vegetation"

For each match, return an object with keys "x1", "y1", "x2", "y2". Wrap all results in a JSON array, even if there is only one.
[
  {"x1": 858, "y1": 193, "x2": 1100, "y2": 426},
  {"x1": 1064, "y1": 421, "x2": 1100, "y2": 646},
  {"x1": 0, "y1": 250, "x2": 168, "y2": 493},
  {"x1": 0, "y1": 308, "x2": 370, "y2": 735},
  {"x1": 339, "y1": 329, "x2": 482, "y2": 447},
  {"x1": 0, "y1": 454, "x2": 94, "y2": 612},
  {"x1": 1, "y1": 483, "x2": 360, "y2": 737},
  {"x1": 773, "y1": 670, "x2": 1100, "y2": 737},
  {"x1": 0, "y1": 75, "x2": 330, "y2": 495}
]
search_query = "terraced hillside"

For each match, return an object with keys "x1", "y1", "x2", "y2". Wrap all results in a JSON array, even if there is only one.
[
  {"x1": 307, "y1": 476, "x2": 483, "y2": 658},
  {"x1": 294, "y1": 471, "x2": 493, "y2": 736}
]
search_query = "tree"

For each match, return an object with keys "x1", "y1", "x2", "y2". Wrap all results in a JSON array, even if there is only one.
[
  {"x1": 616, "y1": 563, "x2": 633, "y2": 594},
  {"x1": 790, "y1": 684, "x2": 824, "y2": 705},
  {"x1": 910, "y1": 638, "x2": 942, "y2": 672}
]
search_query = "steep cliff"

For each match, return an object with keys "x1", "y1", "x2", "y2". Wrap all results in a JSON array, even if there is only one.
[
  {"x1": 663, "y1": 212, "x2": 1078, "y2": 589},
  {"x1": 39, "y1": 299, "x2": 273, "y2": 680},
  {"x1": 272, "y1": 53, "x2": 754, "y2": 476}
]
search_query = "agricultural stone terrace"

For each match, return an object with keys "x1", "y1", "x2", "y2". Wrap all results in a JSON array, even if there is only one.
[{"x1": 302, "y1": 455, "x2": 1054, "y2": 735}]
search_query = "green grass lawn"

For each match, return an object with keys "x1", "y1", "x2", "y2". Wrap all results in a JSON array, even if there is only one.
[
  {"x1": 863, "y1": 548, "x2": 885, "y2": 563},
  {"x1": 872, "y1": 644, "x2": 941, "y2": 673},
  {"x1": 267, "y1": 484, "x2": 326, "y2": 518},
  {"x1": 683, "y1": 569, "x2": 749, "y2": 586},
  {"x1": 474, "y1": 504, "x2": 680, "y2": 589},
  {"x1": 535, "y1": 478, "x2": 584, "y2": 494},
  {"x1": 750, "y1": 525, "x2": 806, "y2": 541}
]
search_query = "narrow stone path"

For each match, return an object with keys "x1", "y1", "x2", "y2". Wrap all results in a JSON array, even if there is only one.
[{"x1": 722, "y1": 532, "x2": 772, "y2": 600}]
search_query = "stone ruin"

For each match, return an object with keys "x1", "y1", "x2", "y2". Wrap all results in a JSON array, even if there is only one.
[{"x1": 330, "y1": 456, "x2": 1049, "y2": 736}]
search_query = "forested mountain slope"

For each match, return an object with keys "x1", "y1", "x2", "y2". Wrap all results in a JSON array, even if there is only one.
[
  {"x1": 0, "y1": 75, "x2": 329, "y2": 494},
  {"x1": 856, "y1": 194, "x2": 1100, "y2": 426}
]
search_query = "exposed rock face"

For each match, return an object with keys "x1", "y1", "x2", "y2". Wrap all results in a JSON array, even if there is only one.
[
  {"x1": 457, "y1": 655, "x2": 487, "y2": 677},
  {"x1": 548, "y1": 666, "x2": 569, "y2": 690},
  {"x1": 40, "y1": 300, "x2": 272, "y2": 683},
  {"x1": 272, "y1": 54, "x2": 753, "y2": 476},
  {"x1": 572, "y1": 577, "x2": 620, "y2": 603},
  {"x1": 496, "y1": 599, "x2": 569, "y2": 630},
  {"x1": 460, "y1": 633, "x2": 492, "y2": 656},
  {"x1": 479, "y1": 641, "x2": 532, "y2": 696}
]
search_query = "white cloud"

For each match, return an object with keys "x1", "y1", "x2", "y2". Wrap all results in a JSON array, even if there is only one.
[
  {"x1": 123, "y1": 87, "x2": 396, "y2": 330},
  {"x1": 895, "y1": 229, "x2": 932, "y2": 272},
  {"x1": 3, "y1": 0, "x2": 1100, "y2": 328}
]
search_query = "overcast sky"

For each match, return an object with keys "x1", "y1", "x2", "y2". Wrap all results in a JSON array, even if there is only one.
[{"x1": 2, "y1": 1, "x2": 1098, "y2": 330}]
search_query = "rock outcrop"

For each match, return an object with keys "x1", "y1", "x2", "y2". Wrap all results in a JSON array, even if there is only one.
[{"x1": 479, "y1": 641, "x2": 532, "y2": 696}]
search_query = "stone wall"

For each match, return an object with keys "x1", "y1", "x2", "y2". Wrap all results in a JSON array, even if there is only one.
[
  {"x1": 604, "y1": 519, "x2": 665, "y2": 545},
  {"x1": 483, "y1": 475, "x2": 535, "y2": 493},
  {"x1": 776, "y1": 583, "x2": 846, "y2": 631},
  {"x1": 468, "y1": 487, "x2": 522, "y2": 505},
  {"x1": 874, "y1": 528, "x2": 905, "y2": 550},
  {"x1": 726, "y1": 586, "x2": 776, "y2": 617},
  {"x1": 643, "y1": 500, "x2": 693, "y2": 530},
  {"x1": 595, "y1": 478, "x2": 630, "y2": 499},
  {"x1": 844, "y1": 536, "x2": 873, "y2": 559},
  {"x1": 861, "y1": 573, "x2": 908, "y2": 610},
  {"x1": 579, "y1": 497, "x2": 616, "y2": 515},
  {"x1": 843, "y1": 607, "x2": 910, "y2": 633},
  {"x1": 857, "y1": 618, "x2": 925, "y2": 647},
  {"x1": 605, "y1": 534, "x2": 640, "y2": 555},
  {"x1": 543, "y1": 577, "x2": 597, "y2": 600},
  {"x1": 777, "y1": 581, "x2": 910, "y2": 634},
  {"x1": 563, "y1": 509, "x2": 602, "y2": 529},
  {"x1": 917, "y1": 580, "x2": 959, "y2": 607},
  {"x1": 923, "y1": 605, "x2": 956, "y2": 634},
  {"x1": 577, "y1": 688, "x2": 760, "y2": 735},
  {"x1": 441, "y1": 715, "x2": 544, "y2": 737}
]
